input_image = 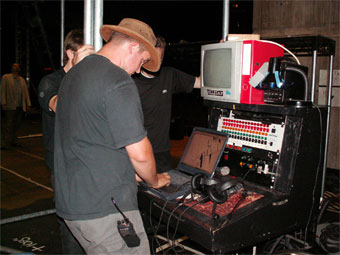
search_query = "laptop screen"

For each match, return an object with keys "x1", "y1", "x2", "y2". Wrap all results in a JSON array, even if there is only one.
[{"x1": 180, "y1": 128, "x2": 228, "y2": 176}]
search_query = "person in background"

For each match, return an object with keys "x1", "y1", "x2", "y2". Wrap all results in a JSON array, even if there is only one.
[
  {"x1": 53, "y1": 18, "x2": 170, "y2": 254},
  {"x1": 133, "y1": 35, "x2": 200, "y2": 173},
  {"x1": 38, "y1": 29, "x2": 94, "y2": 254},
  {"x1": 1, "y1": 63, "x2": 31, "y2": 149}
]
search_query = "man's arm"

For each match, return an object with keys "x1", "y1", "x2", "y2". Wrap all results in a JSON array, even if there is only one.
[
  {"x1": 48, "y1": 95, "x2": 58, "y2": 112},
  {"x1": 38, "y1": 75, "x2": 59, "y2": 115},
  {"x1": 126, "y1": 136, "x2": 170, "y2": 188}
]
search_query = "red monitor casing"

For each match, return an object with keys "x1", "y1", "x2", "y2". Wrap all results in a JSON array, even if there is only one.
[{"x1": 239, "y1": 40, "x2": 284, "y2": 104}]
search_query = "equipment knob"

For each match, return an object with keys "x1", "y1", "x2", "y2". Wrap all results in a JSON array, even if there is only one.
[{"x1": 220, "y1": 166, "x2": 231, "y2": 176}]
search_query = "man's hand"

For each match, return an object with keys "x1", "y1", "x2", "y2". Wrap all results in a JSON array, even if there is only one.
[
  {"x1": 126, "y1": 137, "x2": 172, "y2": 188},
  {"x1": 150, "y1": 172, "x2": 171, "y2": 189},
  {"x1": 48, "y1": 95, "x2": 58, "y2": 113},
  {"x1": 135, "y1": 172, "x2": 171, "y2": 189},
  {"x1": 72, "y1": 44, "x2": 94, "y2": 66}
]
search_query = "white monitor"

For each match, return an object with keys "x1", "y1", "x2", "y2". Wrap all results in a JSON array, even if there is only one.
[
  {"x1": 201, "y1": 40, "x2": 284, "y2": 104},
  {"x1": 201, "y1": 41, "x2": 243, "y2": 103}
]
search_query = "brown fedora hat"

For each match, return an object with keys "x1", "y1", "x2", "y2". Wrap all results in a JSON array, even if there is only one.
[{"x1": 100, "y1": 18, "x2": 160, "y2": 72}]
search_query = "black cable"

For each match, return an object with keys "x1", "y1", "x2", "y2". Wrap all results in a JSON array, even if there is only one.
[
  {"x1": 148, "y1": 197, "x2": 165, "y2": 254},
  {"x1": 148, "y1": 180, "x2": 191, "y2": 254},
  {"x1": 268, "y1": 235, "x2": 285, "y2": 255},
  {"x1": 215, "y1": 189, "x2": 248, "y2": 231},
  {"x1": 317, "y1": 197, "x2": 339, "y2": 225},
  {"x1": 163, "y1": 199, "x2": 203, "y2": 254},
  {"x1": 149, "y1": 196, "x2": 174, "y2": 254},
  {"x1": 319, "y1": 222, "x2": 340, "y2": 253},
  {"x1": 173, "y1": 199, "x2": 202, "y2": 239},
  {"x1": 166, "y1": 194, "x2": 194, "y2": 242},
  {"x1": 242, "y1": 168, "x2": 253, "y2": 180},
  {"x1": 164, "y1": 198, "x2": 194, "y2": 255}
]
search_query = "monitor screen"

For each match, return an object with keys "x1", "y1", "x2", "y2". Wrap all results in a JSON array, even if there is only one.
[
  {"x1": 181, "y1": 129, "x2": 227, "y2": 175},
  {"x1": 203, "y1": 49, "x2": 232, "y2": 89},
  {"x1": 201, "y1": 41, "x2": 243, "y2": 103},
  {"x1": 201, "y1": 40, "x2": 284, "y2": 104}
]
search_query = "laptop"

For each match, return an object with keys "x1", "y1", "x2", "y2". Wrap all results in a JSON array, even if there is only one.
[{"x1": 140, "y1": 127, "x2": 228, "y2": 201}]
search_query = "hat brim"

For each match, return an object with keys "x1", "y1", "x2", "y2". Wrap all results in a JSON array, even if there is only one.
[{"x1": 100, "y1": 25, "x2": 160, "y2": 72}]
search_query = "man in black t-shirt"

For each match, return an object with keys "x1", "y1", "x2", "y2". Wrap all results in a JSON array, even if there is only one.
[
  {"x1": 38, "y1": 30, "x2": 94, "y2": 187},
  {"x1": 134, "y1": 35, "x2": 201, "y2": 173},
  {"x1": 38, "y1": 29, "x2": 93, "y2": 255}
]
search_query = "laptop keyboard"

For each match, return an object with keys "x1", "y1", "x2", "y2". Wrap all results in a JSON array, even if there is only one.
[
  {"x1": 168, "y1": 169, "x2": 191, "y2": 185},
  {"x1": 140, "y1": 128, "x2": 228, "y2": 200},
  {"x1": 158, "y1": 169, "x2": 191, "y2": 194}
]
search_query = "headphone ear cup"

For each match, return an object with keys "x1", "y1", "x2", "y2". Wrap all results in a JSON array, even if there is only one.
[
  {"x1": 220, "y1": 179, "x2": 238, "y2": 193},
  {"x1": 191, "y1": 173, "x2": 206, "y2": 194},
  {"x1": 207, "y1": 179, "x2": 242, "y2": 204},
  {"x1": 207, "y1": 184, "x2": 227, "y2": 204}
]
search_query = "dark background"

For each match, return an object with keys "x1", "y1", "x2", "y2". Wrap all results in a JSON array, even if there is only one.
[
  {"x1": 1, "y1": 0, "x2": 253, "y2": 78},
  {"x1": 1, "y1": 0, "x2": 253, "y2": 133}
]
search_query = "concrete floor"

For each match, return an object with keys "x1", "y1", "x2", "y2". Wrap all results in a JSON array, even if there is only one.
[
  {"x1": 1, "y1": 113, "x2": 339, "y2": 254},
  {"x1": 0, "y1": 114, "x2": 199, "y2": 254},
  {"x1": 1, "y1": 114, "x2": 57, "y2": 254}
]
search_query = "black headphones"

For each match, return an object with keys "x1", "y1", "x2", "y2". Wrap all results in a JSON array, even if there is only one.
[{"x1": 191, "y1": 173, "x2": 244, "y2": 204}]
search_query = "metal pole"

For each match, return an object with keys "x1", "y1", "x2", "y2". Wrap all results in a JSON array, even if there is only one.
[
  {"x1": 320, "y1": 55, "x2": 334, "y2": 199},
  {"x1": 222, "y1": 0, "x2": 230, "y2": 41},
  {"x1": 33, "y1": 1, "x2": 55, "y2": 71},
  {"x1": 94, "y1": 0, "x2": 103, "y2": 51},
  {"x1": 61, "y1": 0, "x2": 65, "y2": 67},
  {"x1": 311, "y1": 50, "x2": 317, "y2": 102},
  {"x1": 84, "y1": 0, "x2": 94, "y2": 45}
]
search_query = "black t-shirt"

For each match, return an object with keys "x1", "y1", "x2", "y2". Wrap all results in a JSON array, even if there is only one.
[
  {"x1": 38, "y1": 69, "x2": 66, "y2": 172},
  {"x1": 54, "y1": 54, "x2": 146, "y2": 220},
  {"x1": 134, "y1": 66, "x2": 195, "y2": 153}
]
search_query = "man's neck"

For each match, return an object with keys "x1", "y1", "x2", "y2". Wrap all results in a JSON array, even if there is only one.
[{"x1": 97, "y1": 42, "x2": 125, "y2": 69}]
